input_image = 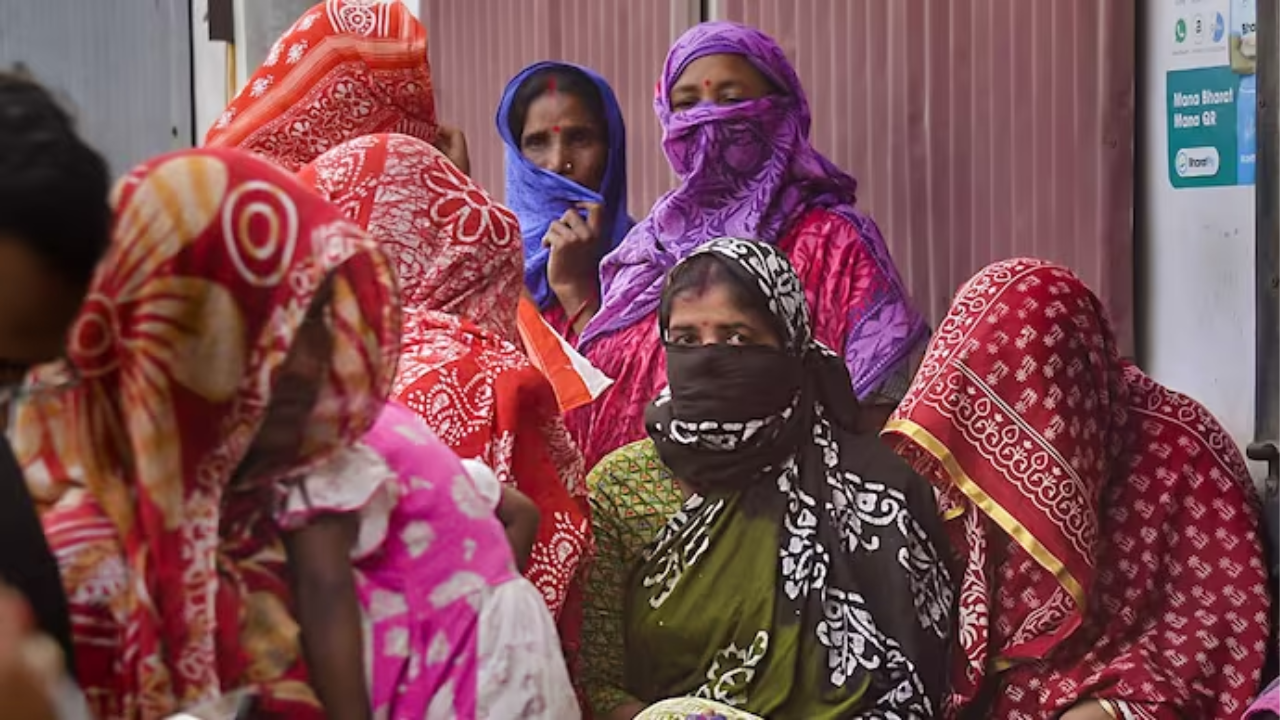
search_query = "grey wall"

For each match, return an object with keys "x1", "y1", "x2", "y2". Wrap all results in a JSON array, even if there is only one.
[
  {"x1": 240, "y1": 0, "x2": 313, "y2": 72},
  {"x1": 0, "y1": 0, "x2": 194, "y2": 178}
]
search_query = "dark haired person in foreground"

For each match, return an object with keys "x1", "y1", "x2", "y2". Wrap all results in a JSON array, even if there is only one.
[
  {"x1": 0, "y1": 71, "x2": 110, "y2": 718},
  {"x1": 0, "y1": 70, "x2": 110, "y2": 663}
]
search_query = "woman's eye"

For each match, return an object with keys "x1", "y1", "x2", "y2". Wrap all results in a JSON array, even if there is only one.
[
  {"x1": 670, "y1": 97, "x2": 697, "y2": 112},
  {"x1": 521, "y1": 135, "x2": 548, "y2": 150},
  {"x1": 567, "y1": 130, "x2": 597, "y2": 147},
  {"x1": 670, "y1": 333, "x2": 698, "y2": 346},
  {"x1": 718, "y1": 94, "x2": 744, "y2": 106},
  {"x1": 727, "y1": 332, "x2": 751, "y2": 346}
]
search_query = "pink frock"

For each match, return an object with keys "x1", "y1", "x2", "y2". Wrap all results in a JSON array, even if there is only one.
[{"x1": 277, "y1": 402, "x2": 579, "y2": 719}]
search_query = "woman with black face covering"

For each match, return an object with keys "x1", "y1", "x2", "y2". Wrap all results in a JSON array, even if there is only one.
[{"x1": 580, "y1": 237, "x2": 954, "y2": 719}]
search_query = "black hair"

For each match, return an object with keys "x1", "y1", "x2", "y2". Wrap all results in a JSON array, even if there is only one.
[
  {"x1": 659, "y1": 252, "x2": 786, "y2": 341},
  {"x1": 507, "y1": 66, "x2": 608, "y2": 144},
  {"x1": 0, "y1": 72, "x2": 111, "y2": 285}
]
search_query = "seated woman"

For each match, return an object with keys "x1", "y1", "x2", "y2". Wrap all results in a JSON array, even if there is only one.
[
  {"x1": 298, "y1": 134, "x2": 592, "y2": 661},
  {"x1": 883, "y1": 258, "x2": 1273, "y2": 720},
  {"x1": 581, "y1": 237, "x2": 953, "y2": 719},
  {"x1": 497, "y1": 61, "x2": 634, "y2": 338},
  {"x1": 570, "y1": 21, "x2": 929, "y2": 471}
]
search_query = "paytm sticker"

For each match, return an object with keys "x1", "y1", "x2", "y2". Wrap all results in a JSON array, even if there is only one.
[{"x1": 1175, "y1": 147, "x2": 1220, "y2": 178}]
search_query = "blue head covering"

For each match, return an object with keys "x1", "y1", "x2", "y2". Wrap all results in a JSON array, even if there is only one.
[{"x1": 496, "y1": 61, "x2": 634, "y2": 310}]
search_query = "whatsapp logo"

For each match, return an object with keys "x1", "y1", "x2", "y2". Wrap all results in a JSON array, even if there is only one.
[{"x1": 1175, "y1": 18, "x2": 1188, "y2": 43}]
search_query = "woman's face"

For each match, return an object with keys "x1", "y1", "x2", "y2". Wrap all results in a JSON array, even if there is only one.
[
  {"x1": 519, "y1": 90, "x2": 608, "y2": 192},
  {"x1": 668, "y1": 52, "x2": 775, "y2": 113},
  {"x1": 667, "y1": 282, "x2": 781, "y2": 349},
  {"x1": 243, "y1": 291, "x2": 334, "y2": 475}
]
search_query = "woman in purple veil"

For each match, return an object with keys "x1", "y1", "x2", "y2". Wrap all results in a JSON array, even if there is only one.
[{"x1": 567, "y1": 21, "x2": 929, "y2": 473}]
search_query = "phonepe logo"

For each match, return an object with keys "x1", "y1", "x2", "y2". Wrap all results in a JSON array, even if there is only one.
[{"x1": 1175, "y1": 147, "x2": 1220, "y2": 178}]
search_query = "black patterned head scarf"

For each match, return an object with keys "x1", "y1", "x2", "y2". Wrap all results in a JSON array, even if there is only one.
[
  {"x1": 647, "y1": 237, "x2": 857, "y2": 494},
  {"x1": 644, "y1": 237, "x2": 955, "y2": 714}
]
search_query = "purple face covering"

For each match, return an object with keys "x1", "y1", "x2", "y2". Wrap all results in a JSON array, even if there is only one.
[
  {"x1": 1246, "y1": 679, "x2": 1280, "y2": 719},
  {"x1": 579, "y1": 21, "x2": 925, "y2": 399}
]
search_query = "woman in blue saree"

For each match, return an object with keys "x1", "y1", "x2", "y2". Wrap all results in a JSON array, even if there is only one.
[{"x1": 497, "y1": 62, "x2": 634, "y2": 339}]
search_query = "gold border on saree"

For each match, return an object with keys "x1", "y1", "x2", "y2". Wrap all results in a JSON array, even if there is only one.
[{"x1": 883, "y1": 418, "x2": 1086, "y2": 609}]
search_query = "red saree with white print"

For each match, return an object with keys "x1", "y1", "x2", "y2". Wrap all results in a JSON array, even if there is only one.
[
  {"x1": 299, "y1": 133, "x2": 593, "y2": 667},
  {"x1": 885, "y1": 258, "x2": 1271, "y2": 720}
]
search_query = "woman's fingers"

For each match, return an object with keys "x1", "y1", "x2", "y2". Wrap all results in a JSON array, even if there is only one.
[
  {"x1": 0, "y1": 587, "x2": 58, "y2": 720},
  {"x1": 557, "y1": 209, "x2": 595, "y2": 243},
  {"x1": 576, "y1": 202, "x2": 604, "y2": 236},
  {"x1": 542, "y1": 220, "x2": 574, "y2": 249}
]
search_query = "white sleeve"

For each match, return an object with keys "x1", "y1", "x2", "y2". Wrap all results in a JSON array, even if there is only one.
[
  {"x1": 276, "y1": 444, "x2": 398, "y2": 560},
  {"x1": 460, "y1": 458, "x2": 502, "y2": 512}
]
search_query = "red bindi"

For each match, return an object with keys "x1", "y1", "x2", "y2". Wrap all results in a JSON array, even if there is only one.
[
  {"x1": 548, "y1": 77, "x2": 558, "y2": 94},
  {"x1": 552, "y1": 125, "x2": 560, "y2": 133},
  {"x1": 703, "y1": 79, "x2": 711, "y2": 87}
]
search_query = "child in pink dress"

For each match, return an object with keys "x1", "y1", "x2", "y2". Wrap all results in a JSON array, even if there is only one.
[{"x1": 276, "y1": 401, "x2": 579, "y2": 719}]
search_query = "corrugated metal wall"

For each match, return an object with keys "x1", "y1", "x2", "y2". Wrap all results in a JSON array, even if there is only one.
[
  {"x1": 424, "y1": 0, "x2": 1136, "y2": 345},
  {"x1": 713, "y1": 0, "x2": 1137, "y2": 347},
  {"x1": 422, "y1": 0, "x2": 699, "y2": 219},
  {"x1": 0, "y1": 0, "x2": 193, "y2": 179}
]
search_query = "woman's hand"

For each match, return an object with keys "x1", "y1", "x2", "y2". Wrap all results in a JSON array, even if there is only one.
[
  {"x1": 1059, "y1": 700, "x2": 1116, "y2": 720},
  {"x1": 545, "y1": 203, "x2": 604, "y2": 330},
  {"x1": 0, "y1": 587, "x2": 59, "y2": 720},
  {"x1": 433, "y1": 124, "x2": 471, "y2": 176}
]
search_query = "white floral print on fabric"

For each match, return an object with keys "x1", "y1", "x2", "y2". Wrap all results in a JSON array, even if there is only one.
[
  {"x1": 692, "y1": 631, "x2": 771, "y2": 708},
  {"x1": 642, "y1": 495, "x2": 727, "y2": 608}
]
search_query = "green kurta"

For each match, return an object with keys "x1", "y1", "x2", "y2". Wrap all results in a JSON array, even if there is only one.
[
  {"x1": 583, "y1": 440, "x2": 870, "y2": 719},
  {"x1": 581, "y1": 440, "x2": 686, "y2": 715}
]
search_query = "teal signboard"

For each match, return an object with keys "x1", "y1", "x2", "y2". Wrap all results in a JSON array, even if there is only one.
[{"x1": 1165, "y1": 0, "x2": 1257, "y2": 188}]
